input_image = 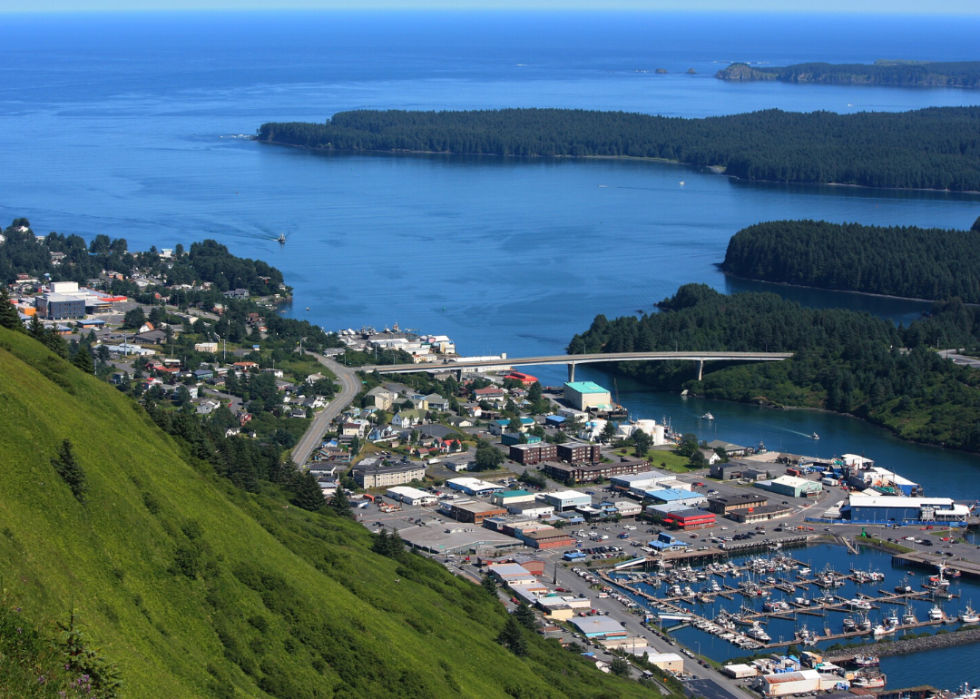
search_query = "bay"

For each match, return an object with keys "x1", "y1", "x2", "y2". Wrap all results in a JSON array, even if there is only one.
[{"x1": 3, "y1": 11, "x2": 980, "y2": 683}]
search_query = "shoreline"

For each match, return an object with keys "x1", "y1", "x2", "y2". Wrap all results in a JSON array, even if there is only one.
[
  {"x1": 255, "y1": 138, "x2": 980, "y2": 196},
  {"x1": 718, "y1": 269, "x2": 958, "y2": 307}
]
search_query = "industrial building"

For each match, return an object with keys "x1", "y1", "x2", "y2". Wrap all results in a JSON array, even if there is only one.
[
  {"x1": 646, "y1": 653, "x2": 684, "y2": 674},
  {"x1": 610, "y1": 470, "x2": 672, "y2": 491},
  {"x1": 663, "y1": 509, "x2": 716, "y2": 530},
  {"x1": 570, "y1": 617, "x2": 627, "y2": 640},
  {"x1": 353, "y1": 462, "x2": 426, "y2": 488},
  {"x1": 540, "y1": 490, "x2": 592, "y2": 512},
  {"x1": 610, "y1": 501, "x2": 642, "y2": 517},
  {"x1": 508, "y1": 442, "x2": 557, "y2": 465},
  {"x1": 727, "y1": 504, "x2": 794, "y2": 524},
  {"x1": 491, "y1": 489, "x2": 536, "y2": 507},
  {"x1": 645, "y1": 488, "x2": 707, "y2": 508},
  {"x1": 556, "y1": 442, "x2": 602, "y2": 464},
  {"x1": 385, "y1": 486, "x2": 436, "y2": 506},
  {"x1": 648, "y1": 532, "x2": 688, "y2": 552},
  {"x1": 517, "y1": 527, "x2": 575, "y2": 550},
  {"x1": 446, "y1": 477, "x2": 506, "y2": 496},
  {"x1": 563, "y1": 381, "x2": 612, "y2": 412},
  {"x1": 755, "y1": 669, "x2": 848, "y2": 697},
  {"x1": 845, "y1": 494, "x2": 970, "y2": 524},
  {"x1": 707, "y1": 493, "x2": 769, "y2": 516},
  {"x1": 755, "y1": 475, "x2": 823, "y2": 498},
  {"x1": 441, "y1": 499, "x2": 507, "y2": 524},
  {"x1": 507, "y1": 503, "x2": 555, "y2": 519}
]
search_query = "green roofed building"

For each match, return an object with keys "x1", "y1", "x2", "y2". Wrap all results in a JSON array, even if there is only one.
[{"x1": 563, "y1": 381, "x2": 612, "y2": 411}]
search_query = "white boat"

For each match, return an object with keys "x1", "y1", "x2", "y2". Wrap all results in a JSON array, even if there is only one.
[
  {"x1": 852, "y1": 655, "x2": 879, "y2": 667},
  {"x1": 747, "y1": 622, "x2": 771, "y2": 642},
  {"x1": 842, "y1": 617, "x2": 856, "y2": 631},
  {"x1": 853, "y1": 676, "x2": 886, "y2": 689},
  {"x1": 701, "y1": 412, "x2": 714, "y2": 421},
  {"x1": 811, "y1": 432, "x2": 820, "y2": 440},
  {"x1": 903, "y1": 610, "x2": 917, "y2": 625},
  {"x1": 929, "y1": 605, "x2": 944, "y2": 621},
  {"x1": 848, "y1": 598, "x2": 873, "y2": 611},
  {"x1": 960, "y1": 604, "x2": 979, "y2": 624},
  {"x1": 872, "y1": 624, "x2": 895, "y2": 638},
  {"x1": 798, "y1": 567, "x2": 812, "y2": 576}
]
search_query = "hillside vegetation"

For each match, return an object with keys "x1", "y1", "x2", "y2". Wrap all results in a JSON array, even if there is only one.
[
  {"x1": 568, "y1": 284, "x2": 980, "y2": 451},
  {"x1": 721, "y1": 219, "x2": 980, "y2": 303},
  {"x1": 257, "y1": 106, "x2": 980, "y2": 191},
  {"x1": 0, "y1": 326, "x2": 654, "y2": 699},
  {"x1": 716, "y1": 60, "x2": 980, "y2": 87}
]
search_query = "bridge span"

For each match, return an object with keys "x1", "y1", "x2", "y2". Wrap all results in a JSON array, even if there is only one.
[{"x1": 366, "y1": 351, "x2": 793, "y2": 381}]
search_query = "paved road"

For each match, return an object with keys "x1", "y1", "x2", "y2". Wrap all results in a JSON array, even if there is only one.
[
  {"x1": 291, "y1": 354, "x2": 361, "y2": 467},
  {"x1": 937, "y1": 349, "x2": 980, "y2": 369}
]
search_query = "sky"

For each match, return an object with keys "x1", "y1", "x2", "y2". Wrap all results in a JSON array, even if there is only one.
[{"x1": 1, "y1": 0, "x2": 978, "y2": 12}]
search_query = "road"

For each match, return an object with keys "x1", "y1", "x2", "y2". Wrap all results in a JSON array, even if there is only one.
[
  {"x1": 291, "y1": 353, "x2": 361, "y2": 467},
  {"x1": 937, "y1": 349, "x2": 980, "y2": 369}
]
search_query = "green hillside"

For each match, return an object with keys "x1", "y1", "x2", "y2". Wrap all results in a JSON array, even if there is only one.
[{"x1": 0, "y1": 326, "x2": 653, "y2": 698}]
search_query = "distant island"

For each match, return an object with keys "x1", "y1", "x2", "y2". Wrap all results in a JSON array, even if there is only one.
[
  {"x1": 257, "y1": 107, "x2": 980, "y2": 191},
  {"x1": 721, "y1": 218, "x2": 980, "y2": 303},
  {"x1": 716, "y1": 60, "x2": 980, "y2": 87}
]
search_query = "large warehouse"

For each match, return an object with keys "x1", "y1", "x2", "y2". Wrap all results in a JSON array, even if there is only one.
[
  {"x1": 755, "y1": 475, "x2": 822, "y2": 498},
  {"x1": 563, "y1": 381, "x2": 612, "y2": 411},
  {"x1": 846, "y1": 495, "x2": 970, "y2": 524},
  {"x1": 541, "y1": 490, "x2": 592, "y2": 512}
]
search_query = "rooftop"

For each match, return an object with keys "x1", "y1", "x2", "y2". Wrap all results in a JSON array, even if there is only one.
[{"x1": 563, "y1": 381, "x2": 609, "y2": 394}]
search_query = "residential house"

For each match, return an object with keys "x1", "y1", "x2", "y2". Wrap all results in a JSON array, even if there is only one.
[
  {"x1": 473, "y1": 386, "x2": 506, "y2": 402},
  {"x1": 365, "y1": 386, "x2": 398, "y2": 411},
  {"x1": 447, "y1": 416, "x2": 474, "y2": 428},
  {"x1": 424, "y1": 394, "x2": 451, "y2": 412},
  {"x1": 195, "y1": 399, "x2": 220, "y2": 415},
  {"x1": 392, "y1": 409, "x2": 426, "y2": 429}
]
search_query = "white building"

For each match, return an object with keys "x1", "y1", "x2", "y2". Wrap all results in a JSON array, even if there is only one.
[{"x1": 386, "y1": 486, "x2": 436, "y2": 506}]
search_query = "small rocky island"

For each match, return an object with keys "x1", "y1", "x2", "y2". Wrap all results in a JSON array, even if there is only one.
[{"x1": 716, "y1": 60, "x2": 980, "y2": 87}]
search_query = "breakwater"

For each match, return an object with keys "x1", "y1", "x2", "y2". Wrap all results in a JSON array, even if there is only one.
[{"x1": 827, "y1": 627, "x2": 980, "y2": 662}]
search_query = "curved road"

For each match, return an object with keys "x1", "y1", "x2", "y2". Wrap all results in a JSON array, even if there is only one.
[{"x1": 291, "y1": 354, "x2": 361, "y2": 468}]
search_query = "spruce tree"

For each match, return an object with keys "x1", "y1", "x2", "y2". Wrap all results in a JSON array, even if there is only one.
[
  {"x1": 0, "y1": 286, "x2": 23, "y2": 332},
  {"x1": 28, "y1": 313, "x2": 44, "y2": 339},
  {"x1": 330, "y1": 484, "x2": 354, "y2": 520},
  {"x1": 973, "y1": 215, "x2": 980, "y2": 233},
  {"x1": 73, "y1": 347, "x2": 94, "y2": 374},
  {"x1": 372, "y1": 528, "x2": 391, "y2": 555},
  {"x1": 481, "y1": 574, "x2": 499, "y2": 596},
  {"x1": 514, "y1": 601, "x2": 537, "y2": 631},
  {"x1": 290, "y1": 471, "x2": 324, "y2": 512},
  {"x1": 497, "y1": 616, "x2": 528, "y2": 657},
  {"x1": 51, "y1": 439, "x2": 87, "y2": 503}
]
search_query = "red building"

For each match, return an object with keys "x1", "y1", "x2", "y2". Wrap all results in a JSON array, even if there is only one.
[
  {"x1": 505, "y1": 371, "x2": 539, "y2": 386},
  {"x1": 509, "y1": 442, "x2": 558, "y2": 465},
  {"x1": 519, "y1": 528, "x2": 576, "y2": 550},
  {"x1": 664, "y1": 509, "x2": 716, "y2": 530}
]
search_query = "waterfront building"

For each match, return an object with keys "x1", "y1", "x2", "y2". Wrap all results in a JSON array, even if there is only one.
[
  {"x1": 755, "y1": 475, "x2": 822, "y2": 498},
  {"x1": 664, "y1": 509, "x2": 716, "y2": 530},
  {"x1": 563, "y1": 381, "x2": 612, "y2": 411},
  {"x1": 644, "y1": 488, "x2": 707, "y2": 508},
  {"x1": 707, "y1": 493, "x2": 769, "y2": 516},
  {"x1": 845, "y1": 494, "x2": 970, "y2": 523}
]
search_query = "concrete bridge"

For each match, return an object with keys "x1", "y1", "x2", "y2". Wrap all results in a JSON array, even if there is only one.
[{"x1": 366, "y1": 350, "x2": 793, "y2": 381}]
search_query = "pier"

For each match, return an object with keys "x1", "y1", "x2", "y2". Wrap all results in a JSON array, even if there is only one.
[{"x1": 892, "y1": 552, "x2": 980, "y2": 580}]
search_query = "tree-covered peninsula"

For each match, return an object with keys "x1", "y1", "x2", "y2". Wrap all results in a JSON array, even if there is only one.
[
  {"x1": 721, "y1": 218, "x2": 980, "y2": 303},
  {"x1": 567, "y1": 284, "x2": 980, "y2": 451},
  {"x1": 257, "y1": 107, "x2": 980, "y2": 191},
  {"x1": 716, "y1": 60, "x2": 980, "y2": 87}
]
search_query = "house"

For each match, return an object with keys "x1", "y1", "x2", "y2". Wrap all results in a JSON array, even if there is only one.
[
  {"x1": 424, "y1": 394, "x2": 451, "y2": 412},
  {"x1": 341, "y1": 420, "x2": 370, "y2": 438},
  {"x1": 705, "y1": 439, "x2": 748, "y2": 457},
  {"x1": 263, "y1": 368, "x2": 284, "y2": 378},
  {"x1": 473, "y1": 386, "x2": 506, "y2": 402},
  {"x1": 447, "y1": 416, "x2": 473, "y2": 429},
  {"x1": 365, "y1": 386, "x2": 398, "y2": 411},
  {"x1": 697, "y1": 447, "x2": 722, "y2": 465},
  {"x1": 193, "y1": 368, "x2": 214, "y2": 381},
  {"x1": 223, "y1": 288, "x2": 249, "y2": 299},
  {"x1": 392, "y1": 409, "x2": 426, "y2": 429},
  {"x1": 195, "y1": 399, "x2": 220, "y2": 415}
]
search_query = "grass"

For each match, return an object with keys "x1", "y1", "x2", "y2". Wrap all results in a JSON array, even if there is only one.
[
  {"x1": 0, "y1": 327, "x2": 656, "y2": 699},
  {"x1": 613, "y1": 448, "x2": 694, "y2": 473}
]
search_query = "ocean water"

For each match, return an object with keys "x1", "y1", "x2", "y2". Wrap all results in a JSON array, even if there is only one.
[{"x1": 2, "y1": 12, "x2": 980, "y2": 684}]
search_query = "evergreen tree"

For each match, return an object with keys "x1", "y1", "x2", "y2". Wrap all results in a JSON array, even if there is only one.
[
  {"x1": 601, "y1": 420, "x2": 617, "y2": 443},
  {"x1": 610, "y1": 657, "x2": 631, "y2": 677},
  {"x1": 972, "y1": 215, "x2": 980, "y2": 233},
  {"x1": 0, "y1": 285, "x2": 23, "y2": 332},
  {"x1": 289, "y1": 471, "x2": 324, "y2": 512},
  {"x1": 51, "y1": 439, "x2": 87, "y2": 503},
  {"x1": 330, "y1": 485, "x2": 354, "y2": 520},
  {"x1": 481, "y1": 574, "x2": 498, "y2": 596},
  {"x1": 28, "y1": 312, "x2": 44, "y2": 339},
  {"x1": 73, "y1": 347, "x2": 94, "y2": 374},
  {"x1": 514, "y1": 601, "x2": 537, "y2": 631},
  {"x1": 497, "y1": 616, "x2": 528, "y2": 657}
]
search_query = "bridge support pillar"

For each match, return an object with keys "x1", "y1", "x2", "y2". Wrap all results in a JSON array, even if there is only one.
[
  {"x1": 567, "y1": 363, "x2": 576, "y2": 383},
  {"x1": 697, "y1": 359, "x2": 704, "y2": 382}
]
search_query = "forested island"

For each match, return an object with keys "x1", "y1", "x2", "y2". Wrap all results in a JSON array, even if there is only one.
[
  {"x1": 567, "y1": 284, "x2": 980, "y2": 452},
  {"x1": 716, "y1": 60, "x2": 980, "y2": 87},
  {"x1": 257, "y1": 107, "x2": 980, "y2": 191},
  {"x1": 721, "y1": 217, "x2": 980, "y2": 303}
]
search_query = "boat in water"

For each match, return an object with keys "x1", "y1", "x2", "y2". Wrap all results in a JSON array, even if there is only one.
[
  {"x1": 929, "y1": 604, "x2": 945, "y2": 621},
  {"x1": 701, "y1": 412, "x2": 714, "y2": 421},
  {"x1": 903, "y1": 609, "x2": 918, "y2": 625},
  {"x1": 960, "y1": 604, "x2": 980, "y2": 624},
  {"x1": 811, "y1": 432, "x2": 820, "y2": 440},
  {"x1": 747, "y1": 622, "x2": 771, "y2": 643},
  {"x1": 842, "y1": 617, "x2": 856, "y2": 632},
  {"x1": 852, "y1": 675, "x2": 886, "y2": 689},
  {"x1": 851, "y1": 655, "x2": 880, "y2": 667}
]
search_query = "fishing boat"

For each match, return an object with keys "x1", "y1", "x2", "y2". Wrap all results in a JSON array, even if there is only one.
[
  {"x1": 872, "y1": 624, "x2": 895, "y2": 638},
  {"x1": 848, "y1": 598, "x2": 873, "y2": 611},
  {"x1": 852, "y1": 675, "x2": 886, "y2": 689},
  {"x1": 949, "y1": 683, "x2": 980, "y2": 699},
  {"x1": 842, "y1": 617, "x2": 856, "y2": 632},
  {"x1": 747, "y1": 622, "x2": 771, "y2": 642},
  {"x1": 798, "y1": 624, "x2": 817, "y2": 646},
  {"x1": 903, "y1": 609, "x2": 917, "y2": 625},
  {"x1": 852, "y1": 655, "x2": 879, "y2": 667},
  {"x1": 701, "y1": 412, "x2": 714, "y2": 421},
  {"x1": 811, "y1": 432, "x2": 820, "y2": 440},
  {"x1": 895, "y1": 578, "x2": 913, "y2": 594},
  {"x1": 857, "y1": 614, "x2": 873, "y2": 632},
  {"x1": 960, "y1": 604, "x2": 980, "y2": 624},
  {"x1": 929, "y1": 604, "x2": 944, "y2": 621},
  {"x1": 277, "y1": 233, "x2": 286, "y2": 244}
]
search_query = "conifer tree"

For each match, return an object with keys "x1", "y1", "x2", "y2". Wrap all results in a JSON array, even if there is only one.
[
  {"x1": 330, "y1": 484, "x2": 354, "y2": 520},
  {"x1": 51, "y1": 439, "x2": 87, "y2": 503},
  {"x1": 28, "y1": 312, "x2": 44, "y2": 339},
  {"x1": 290, "y1": 471, "x2": 324, "y2": 512},
  {"x1": 514, "y1": 601, "x2": 537, "y2": 631},
  {"x1": 0, "y1": 286, "x2": 23, "y2": 332},
  {"x1": 481, "y1": 574, "x2": 498, "y2": 596},
  {"x1": 73, "y1": 347, "x2": 94, "y2": 374},
  {"x1": 497, "y1": 616, "x2": 528, "y2": 657}
]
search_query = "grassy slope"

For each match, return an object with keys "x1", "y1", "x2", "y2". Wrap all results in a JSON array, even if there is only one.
[{"x1": 0, "y1": 327, "x2": 650, "y2": 699}]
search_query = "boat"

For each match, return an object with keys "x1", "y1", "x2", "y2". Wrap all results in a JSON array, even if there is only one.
[
  {"x1": 848, "y1": 598, "x2": 872, "y2": 611},
  {"x1": 811, "y1": 432, "x2": 820, "y2": 440},
  {"x1": 747, "y1": 622, "x2": 771, "y2": 642},
  {"x1": 872, "y1": 624, "x2": 895, "y2": 638},
  {"x1": 929, "y1": 604, "x2": 944, "y2": 621},
  {"x1": 277, "y1": 233, "x2": 286, "y2": 244},
  {"x1": 852, "y1": 675, "x2": 886, "y2": 689},
  {"x1": 798, "y1": 567, "x2": 812, "y2": 577},
  {"x1": 903, "y1": 609, "x2": 917, "y2": 625},
  {"x1": 950, "y1": 683, "x2": 980, "y2": 699},
  {"x1": 886, "y1": 610, "x2": 899, "y2": 627},
  {"x1": 798, "y1": 624, "x2": 817, "y2": 646},
  {"x1": 842, "y1": 617, "x2": 856, "y2": 632},
  {"x1": 851, "y1": 655, "x2": 879, "y2": 667},
  {"x1": 701, "y1": 412, "x2": 714, "y2": 421},
  {"x1": 960, "y1": 604, "x2": 979, "y2": 624}
]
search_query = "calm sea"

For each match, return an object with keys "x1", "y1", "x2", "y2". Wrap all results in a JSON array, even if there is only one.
[{"x1": 2, "y1": 13, "x2": 980, "y2": 681}]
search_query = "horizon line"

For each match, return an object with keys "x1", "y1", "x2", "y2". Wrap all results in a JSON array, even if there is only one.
[{"x1": 2, "y1": 7, "x2": 980, "y2": 15}]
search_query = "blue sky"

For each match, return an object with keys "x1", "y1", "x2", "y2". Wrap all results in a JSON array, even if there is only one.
[{"x1": 2, "y1": 0, "x2": 979, "y2": 12}]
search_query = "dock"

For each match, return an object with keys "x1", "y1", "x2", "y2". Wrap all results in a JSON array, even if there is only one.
[{"x1": 892, "y1": 552, "x2": 980, "y2": 580}]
